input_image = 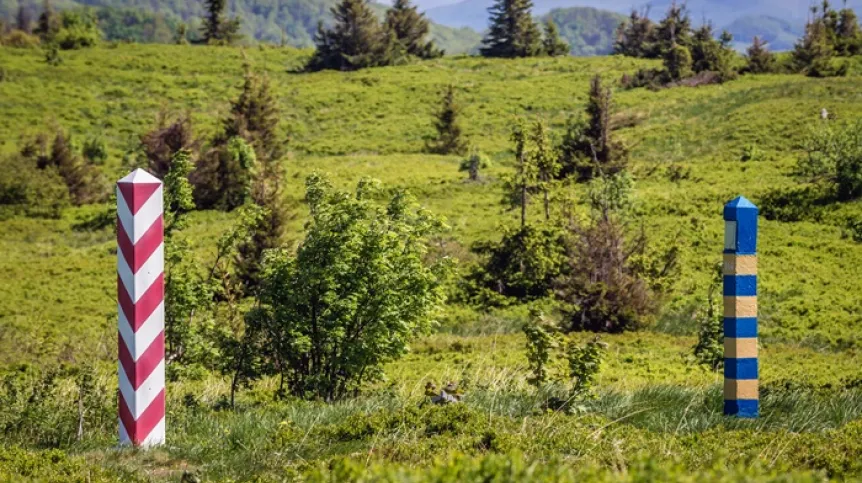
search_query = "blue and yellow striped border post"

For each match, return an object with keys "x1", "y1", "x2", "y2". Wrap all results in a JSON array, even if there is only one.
[{"x1": 723, "y1": 196, "x2": 759, "y2": 418}]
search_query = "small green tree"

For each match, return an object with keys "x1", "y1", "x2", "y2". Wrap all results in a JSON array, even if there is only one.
[
  {"x1": 523, "y1": 312, "x2": 557, "y2": 387},
  {"x1": 745, "y1": 36, "x2": 776, "y2": 74},
  {"x1": 503, "y1": 120, "x2": 536, "y2": 228},
  {"x1": 243, "y1": 174, "x2": 450, "y2": 400},
  {"x1": 140, "y1": 112, "x2": 199, "y2": 178},
  {"x1": 384, "y1": 0, "x2": 442, "y2": 59},
  {"x1": 664, "y1": 42, "x2": 694, "y2": 81},
  {"x1": 191, "y1": 136, "x2": 258, "y2": 210},
  {"x1": 54, "y1": 11, "x2": 101, "y2": 50},
  {"x1": 565, "y1": 336, "x2": 605, "y2": 398},
  {"x1": 693, "y1": 264, "x2": 724, "y2": 371},
  {"x1": 480, "y1": 0, "x2": 542, "y2": 58},
  {"x1": 653, "y1": 1, "x2": 692, "y2": 55},
  {"x1": 542, "y1": 19, "x2": 569, "y2": 56},
  {"x1": 222, "y1": 66, "x2": 283, "y2": 165},
  {"x1": 531, "y1": 119, "x2": 559, "y2": 221},
  {"x1": 459, "y1": 150, "x2": 491, "y2": 182},
  {"x1": 427, "y1": 85, "x2": 468, "y2": 155},
  {"x1": 34, "y1": 0, "x2": 60, "y2": 42}
]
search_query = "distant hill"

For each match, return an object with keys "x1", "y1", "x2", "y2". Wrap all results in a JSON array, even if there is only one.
[
  {"x1": 723, "y1": 15, "x2": 804, "y2": 52},
  {"x1": 0, "y1": 0, "x2": 482, "y2": 53},
  {"x1": 542, "y1": 7, "x2": 625, "y2": 56}
]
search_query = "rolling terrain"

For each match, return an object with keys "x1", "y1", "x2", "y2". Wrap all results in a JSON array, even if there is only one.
[{"x1": 0, "y1": 44, "x2": 861, "y2": 480}]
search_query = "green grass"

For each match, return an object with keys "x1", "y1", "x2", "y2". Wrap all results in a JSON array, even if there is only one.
[{"x1": 1, "y1": 44, "x2": 862, "y2": 481}]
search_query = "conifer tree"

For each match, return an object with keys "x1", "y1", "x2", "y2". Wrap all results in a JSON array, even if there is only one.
[
  {"x1": 531, "y1": 120, "x2": 559, "y2": 220},
  {"x1": 745, "y1": 36, "x2": 776, "y2": 74},
  {"x1": 542, "y1": 19, "x2": 569, "y2": 57},
  {"x1": 17, "y1": 5, "x2": 33, "y2": 33},
  {"x1": 307, "y1": 0, "x2": 392, "y2": 71},
  {"x1": 385, "y1": 0, "x2": 442, "y2": 59},
  {"x1": 480, "y1": 0, "x2": 542, "y2": 58},
  {"x1": 201, "y1": 0, "x2": 242, "y2": 45},
  {"x1": 34, "y1": 0, "x2": 60, "y2": 42},
  {"x1": 836, "y1": 2, "x2": 862, "y2": 55},
  {"x1": 614, "y1": 8, "x2": 657, "y2": 58},
  {"x1": 690, "y1": 23, "x2": 735, "y2": 79},
  {"x1": 664, "y1": 42, "x2": 693, "y2": 81},
  {"x1": 654, "y1": 1, "x2": 692, "y2": 55},
  {"x1": 223, "y1": 67, "x2": 283, "y2": 165},
  {"x1": 427, "y1": 84, "x2": 468, "y2": 155},
  {"x1": 793, "y1": 14, "x2": 836, "y2": 77}
]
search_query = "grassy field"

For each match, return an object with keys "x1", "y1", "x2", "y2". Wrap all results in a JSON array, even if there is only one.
[{"x1": 1, "y1": 44, "x2": 862, "y2": 481}]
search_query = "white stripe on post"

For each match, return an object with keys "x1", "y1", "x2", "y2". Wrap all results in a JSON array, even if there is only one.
[{"x1": 116, "y1": 168, "x2": 166, "y2": 447}]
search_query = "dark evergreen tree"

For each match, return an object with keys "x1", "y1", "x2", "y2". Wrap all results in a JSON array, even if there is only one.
[
  {"x1": 201, "y1": 0, "x2": 242, "y2": 45},
  {"x1": 613, "y1": 8, "x2": 657, "y2": 58},
  {"x1": 690, "y1": 23, "x2": 735, "y2": 79},
  {"x1": 17, "y1": 5, "x2": 33, "y2": 33},
  {"x1": 745, "y1": 36, "x2": 776, "y2": 74},
  {"x1": 559, "y1": 76, "x2": 625, "y2": 181},
  {"x1": 427, "y1": 84, "x2": 467, "y2": 155},
  {"x1": 140, "y1": 112, "x2": 199, "y2": 178},
  {"x1": 384, "y1": 0, "x2": 442, "y2": 59},
  {"x1": 664, "y1": 42, "x2": 693, "y2": 81},
  {"x1": 307, "y1": 0, "x2": 392, "y2": 71},
  {"x1": 222, "y1": 67, "x2": 283, "y2": 165},
  {"x1": 480, "y1": 0, "x2": 542, "y2": 58},
  {"x1": 542, "y1": 19, "x2": 569, "y2": 56},
  {"x1": 835, "y1": 2, "x2": 862, "y2": 55},
  {"x1": 793, "y1": 14, "x2": 836, "y2": 77},
  {"x1": 34, "y1": 0, "x2": 60, "y2": 41},
  {"x1": 654, "y1": 1, "x2": 692, "y2": 55}
]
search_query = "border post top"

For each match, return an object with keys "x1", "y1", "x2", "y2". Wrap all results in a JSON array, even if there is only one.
[
  {"x1": 117, "y1": 168, "x2": 162, "y2": 186},
  {"x1": 724, "y1": 196, "x2": 758, "y2": 255}
]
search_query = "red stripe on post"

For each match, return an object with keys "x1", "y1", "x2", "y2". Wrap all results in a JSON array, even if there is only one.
[
  {"x1": 117, "y1": 182, "x2": 161, "y2": 215},
  {"x1": 119, "y1": 388, "x2": 165, "y2": 445},
  {"x1": 118, "y1": 273, "x2": 164, "y2": 332},
  {"x1": 118, "y1": 215, "x2": 164, "y2": 273},
  {"x1": 118, "y1": 330, "x2": 165, "y2": 390}
]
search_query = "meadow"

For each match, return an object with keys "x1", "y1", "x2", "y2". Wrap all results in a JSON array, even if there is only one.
[{"x1": 1, "y1": 44, "x2": 861, "y2": 481}]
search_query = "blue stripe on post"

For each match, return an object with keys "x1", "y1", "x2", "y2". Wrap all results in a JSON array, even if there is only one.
[
  {"x1": 723, "y1": 275, "x2": 757, "y2": 296},
  {"x1": 724, "y1": 317, "x2": 757, "y2": 338},
  {"x1": 725, "y1": 358, "x2": 758, "y2": 380},
  {"x1": 724, "y1": 399, "x2": 759, "y2": 418}
]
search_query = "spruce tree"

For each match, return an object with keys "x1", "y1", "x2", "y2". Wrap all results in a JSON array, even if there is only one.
[
  {"x1": 34, "y1": 0, "x2": 60, "y2": 42},
  {"x1": 17, "y1": 5, "x2": 33, "y2": 33},
  {"x1": 427, "y1": 84, "x2": 467, "y2": 155},
  {"x1": 614, "y1": 9, "x2": 657, "y2": 58},
  {"x1": 793, "y1": 15, "x2": 836, "y2": 77},
  {"x1": 836, "y1": 3, "x2": 862, "y2": 55},
  {"x1": 223, "y1": 67, "x2": 283, "y2": 165},
  {"x1": 664, "y1": 42, "x2": 694, "y2": 81},
  {"x1": 201, "y1": 0, "x2": 242, "y2": 45},
  {"x1": 385, "y1": 0, "x2": 442, "y2": 59},
  {"x1": 690, "y1": 23, "x2": 735, "y2": 79},
  {"x1": 745, "y1": 36, "x2": 776, "y2": 74},
  {"x1": 542, "y1": 19, "x2": 569, "y2": 57},
  {"x1": 307, "y1": 0, "x2": 392, "y2": 71},
  {"x1": 480, "y1": 0, "x2": 542, "y2": 58},
  {"x1": 654, "y1": 1, "x2": 692, "y2": 55}
]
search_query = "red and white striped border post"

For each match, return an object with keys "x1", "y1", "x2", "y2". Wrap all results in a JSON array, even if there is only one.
[{"x1": 117, "y1": 169, "x2": 166, "y2": 447}]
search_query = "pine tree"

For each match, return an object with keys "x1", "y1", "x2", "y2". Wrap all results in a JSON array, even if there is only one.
[
  {"x1": 140, "y1": 112, "x2": 199, "y2": 178},
  {"x1": 427, "y1": 84, "x2": 467, "y2": 155},
  {"x1": 654, "y1": 1, "x2": 692, "y2": 55},
  {"x1": 223, "y1": 66, "x2": 283, "y2": 165},
  {"x1": 613, "y1": 8, "x2": 657, "y2": 58},
  {"x1": 34, "y1": 0, "x2": 60, "y2": 42},
  {"x1": 664, "y1": 42, "x2": 693, "y2": 81},
  {"x1": 307, "y1": 0, "x2": 392, "y2": 71},
  {"x1": 836, "y1": 3, "x2": 862, "y2": 55},
  {"x1": 201, "y1": 0, "x2": 242, "y2": 45},
  {"x1": 793, "y1": 15, "x2": 836, "y2": 77},
  {"x1": 175, "y1": 23, "x2": 188, "y2": 45},
  {"x1": 690, "y1": 23, "x2": 735, "y2": 79},
  {"x1": 542, "y1": 19, "x2": 569, "y2": 56},
  {"x1": 745, "y1": 36, "x2": 776, "y2": 74},
  {"x1": 385, "y1": 0, "x2": 442, "y2": 59},
  {"x1": 17, "y1": 5, "x2": 33, "y2": 33},
  {"x1": 531, "y1": 120, "x2": 559, "y2": 220},
  {"x1": 480, "y1": 0, "x2": 542, "y2": 58}
]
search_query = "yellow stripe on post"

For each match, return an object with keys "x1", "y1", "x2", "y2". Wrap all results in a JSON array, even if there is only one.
[
  {"x1": 724, "y1": 379, "x2": 759, "y2": 400},
  {"x1": 724, "y1": 337, "x2": 758, "y2": 358},
  {"x1": 723, "y1": 254, "x2": 758, "y2": 276},
  {"x1": 724, "y1": 296, "x2": 757, "y2": 318}
]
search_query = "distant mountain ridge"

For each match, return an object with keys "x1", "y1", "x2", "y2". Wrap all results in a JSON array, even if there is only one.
[{"x1": 425, "y1": 0, "x2": 862, "y2": 50}]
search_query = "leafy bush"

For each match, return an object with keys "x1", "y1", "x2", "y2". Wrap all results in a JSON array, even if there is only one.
[
  {"x1": 1, "y1": 30, "x2": 41, "y2": 48},
  {"x1": 522, "y1": 313, "x2": 557, "y2": 386},
  {"x1": 459, "y1": 151, "x2": 491, "y2": 182},
  {"x1": 55, "y1": 11, "x2": 101, "y2": 50},
  {"x1": 240, "y1": 174, "x2": 451, "y2": 401},
  {"x1": 796, "y1": 119, "x2": 862, "y2": 201},
  {"x1": 191, "y1": 136, "x2": 258, "y2": 210},
  {"x1": 565, "y1": 336, "x2": 605, "y2": 398},
  {"x1": 0, "y1": 155, "x2": 70, "y2": 218}
]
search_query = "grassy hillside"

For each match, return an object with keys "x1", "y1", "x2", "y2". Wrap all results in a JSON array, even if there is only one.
[{"x1": 0, "y1": 44, "x2": 861, "y2": 480}]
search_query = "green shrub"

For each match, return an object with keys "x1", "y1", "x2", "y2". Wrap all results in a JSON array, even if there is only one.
[
  {"x1": 1, "y1": 30, "x2": 41, "y2": 48},
  {"x1": 796, "y1": 119, "x2": 862, "y2": 201},
  {"x1": 55, "y1": 11, "x2": 101, "y2": 50},
  {"x1": 0, "y1": 155, "x2": 70, "y2": 218}
]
